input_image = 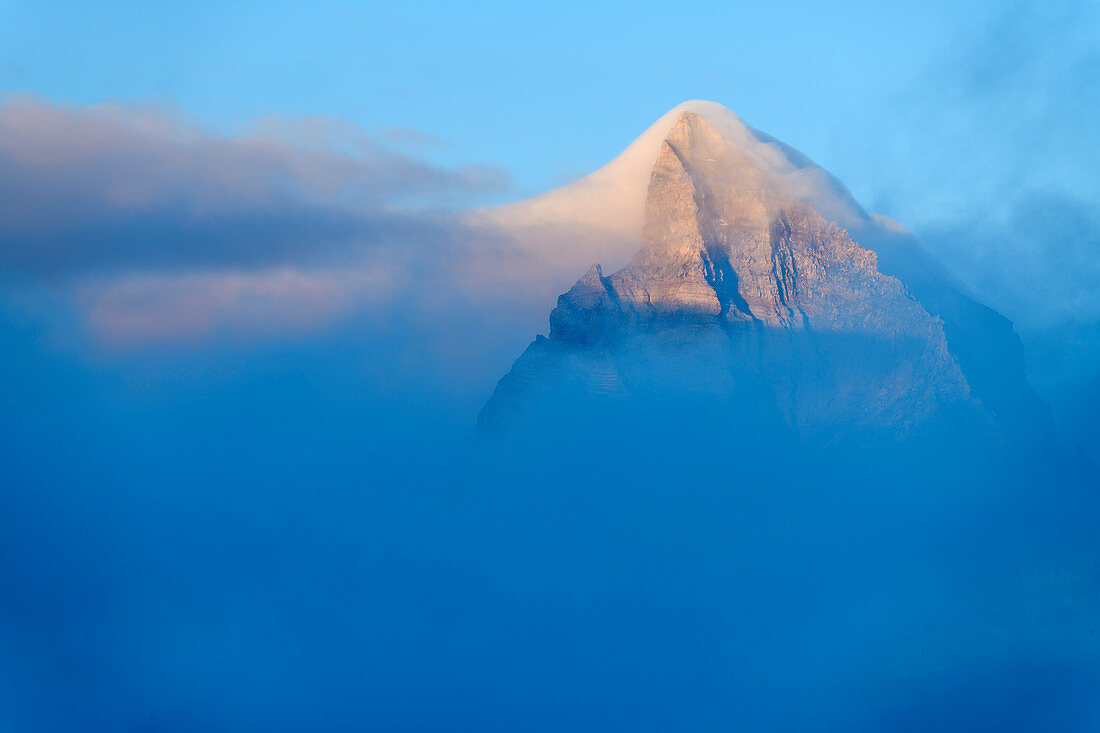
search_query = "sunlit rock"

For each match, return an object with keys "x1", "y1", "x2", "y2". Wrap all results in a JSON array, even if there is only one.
[{"x1": 481, "y1": 105, "x2": 1050, "y2": 443}]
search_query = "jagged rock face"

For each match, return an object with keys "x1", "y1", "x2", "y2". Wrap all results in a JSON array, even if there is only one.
[{"x1": 480, "y1": 111, "x2": 1029, "y2": 440}]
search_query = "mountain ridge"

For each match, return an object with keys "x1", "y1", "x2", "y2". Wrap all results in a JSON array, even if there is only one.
[{"x1": 480, "y1": 103, "x2": 1051, "y2": 443}]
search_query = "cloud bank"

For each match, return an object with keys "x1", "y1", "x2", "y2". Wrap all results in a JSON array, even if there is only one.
[{"x1": 0, "y1": 95, "x2": 523, "y2": 341}]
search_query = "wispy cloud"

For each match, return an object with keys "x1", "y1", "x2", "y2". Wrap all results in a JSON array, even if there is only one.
[
  {"x1": 841, "y1": 0, "x2": 1099, "y2": 329},
  {"x1": 0, "y1": 95, "x2": 507, "y2": 276},
  {"x1": 79, "y1": 266, "x2": 401, "y2": 342},
  {"x1": 0, "y1": 96, "x2": 522, "y2": 340}
]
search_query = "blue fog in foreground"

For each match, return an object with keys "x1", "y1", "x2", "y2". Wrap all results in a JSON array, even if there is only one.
[
  {"x1": 1, "y1": 1, "x2": 1099, "y2": 731},
  {"x1": 3, "y1": 307, "x2": 1098, "y2": 731}
]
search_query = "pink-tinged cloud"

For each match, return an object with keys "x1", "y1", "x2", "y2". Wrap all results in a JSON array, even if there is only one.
[
  {"x1": 80, "y1": 266, "x2": 402, "y2": 343},
  {"x1": 0, "y1": 95, "x2": 509, "y2": 277},
  {"x1": 0, "y1": 96, "x2": 537, "y2": 342}
]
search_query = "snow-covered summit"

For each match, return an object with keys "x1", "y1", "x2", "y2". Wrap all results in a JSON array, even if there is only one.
[{"x1": 484, "y1": 100, "x2": 867, "y2": 243}]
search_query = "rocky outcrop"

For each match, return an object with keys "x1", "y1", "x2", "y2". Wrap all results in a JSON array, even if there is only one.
[{"x1": 481, "y1": 108, "x2": 1046, "y2": 442}]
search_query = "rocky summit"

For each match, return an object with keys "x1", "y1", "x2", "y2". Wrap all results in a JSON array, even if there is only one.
[{"x1": 480, "y1": 103, "x2": 1049, "y2": 442}]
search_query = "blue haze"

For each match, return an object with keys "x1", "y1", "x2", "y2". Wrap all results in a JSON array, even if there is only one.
[{"x1": 0, "y1": 1, "x2": 1098, "y2": 730}]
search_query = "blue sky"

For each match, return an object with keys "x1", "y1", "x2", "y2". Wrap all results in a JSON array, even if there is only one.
[{"x1": 1, "y1": 0, "x2": 992, "y2": 197}]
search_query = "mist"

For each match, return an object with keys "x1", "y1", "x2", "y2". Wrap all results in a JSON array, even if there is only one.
[
  {"x1": 3, "y1": 297, "x2": 1098, "y2": 730},
  {"x1": 2, "y1": 9, "x2": 1100, "y2": 725}
]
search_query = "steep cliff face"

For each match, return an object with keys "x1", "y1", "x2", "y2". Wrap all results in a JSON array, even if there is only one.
[{"x1": 481, "y1": 107, "x2": 1048, "y2": 442}]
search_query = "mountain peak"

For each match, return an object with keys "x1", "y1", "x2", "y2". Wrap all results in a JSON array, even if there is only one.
[
  {"x1": 662, "y1": 99, "x2": 746, "y2": 125},
  {"x1": 480, "y1": 100, "x2": 869, "y2": 273},
  {"x1": 478, "y1": 102, "x2": 1053, "y2": 441}
]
